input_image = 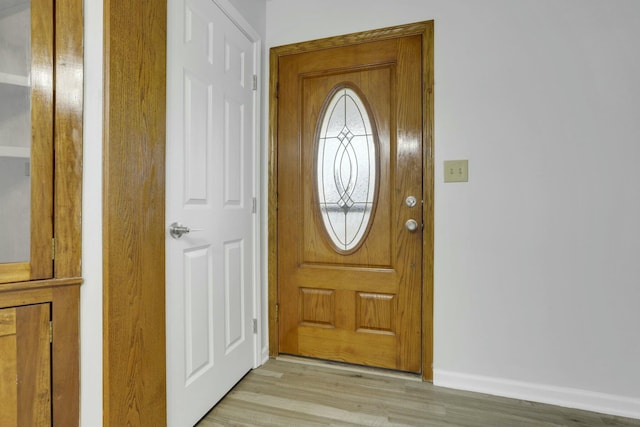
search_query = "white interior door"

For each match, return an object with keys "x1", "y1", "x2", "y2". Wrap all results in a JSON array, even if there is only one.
[{"x1": 166, "y1": 0, "x2": 259, "y2": 425}]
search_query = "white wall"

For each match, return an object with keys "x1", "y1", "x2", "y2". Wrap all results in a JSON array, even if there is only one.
[
  {"x1": 267, "y1": 0, "x2": 640, "y2": 418},
  {"x1": 226, "y1": 0, "x2": 266, "y2": 38},
  {"x1": 80, "y1": 0, "x2": 103, "y2": 424}
]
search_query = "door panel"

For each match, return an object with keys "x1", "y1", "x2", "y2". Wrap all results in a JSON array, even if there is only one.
[
  {"x1": 278, "y1": 35, "x2": 423, "y2": 372},
  {"x1": 183, "y1": 245, "x2": 213, "y2": 383},
  {"x1": 166, "y1": 0, "x2": 257, "y2": 425},
  {"x1": 0, "y1": 304, "x2": 51, "y2": 427}
]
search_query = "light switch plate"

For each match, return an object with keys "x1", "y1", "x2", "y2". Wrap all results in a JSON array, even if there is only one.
[{"x1": 444, "y1": 160, "x2": 468, "y2": 182}]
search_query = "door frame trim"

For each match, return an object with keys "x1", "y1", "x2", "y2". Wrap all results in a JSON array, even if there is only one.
[{"x1": 268, "y1": 21, "x2": 434, "y2": 380}]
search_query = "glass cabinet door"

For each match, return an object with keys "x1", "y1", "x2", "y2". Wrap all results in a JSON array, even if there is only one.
[{"x1": 0, "y1": 0, "x2": 53, "y2": 283}]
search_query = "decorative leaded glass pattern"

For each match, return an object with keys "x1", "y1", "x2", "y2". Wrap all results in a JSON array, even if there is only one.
[{"x1": 316, "y1": 85, "x2": 377, "y2": 253}]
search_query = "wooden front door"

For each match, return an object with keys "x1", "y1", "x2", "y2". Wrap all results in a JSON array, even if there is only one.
[{"x1": 276, "y1": 26, "x2": 426, "y2": 373}]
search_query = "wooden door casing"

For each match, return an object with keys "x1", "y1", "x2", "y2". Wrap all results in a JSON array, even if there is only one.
[
  {"x1": 276, "y1": 30, "x2": 425, "y2": 373},
  {"x1": 103, "y1": 0, "x2": 167, "y2": 424}
]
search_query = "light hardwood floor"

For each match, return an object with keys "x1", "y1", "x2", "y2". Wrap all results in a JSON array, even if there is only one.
[{"x1": 197, "y1": 358, "x2": 640, "y2": 427}]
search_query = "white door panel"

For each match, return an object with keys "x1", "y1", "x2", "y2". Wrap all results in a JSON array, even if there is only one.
[{"x1": 166, "y1": 0, "x2": 258, "y2": 425}]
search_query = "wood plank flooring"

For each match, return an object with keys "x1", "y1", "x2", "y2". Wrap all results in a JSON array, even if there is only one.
[{"x1": 196, "y1": 358, "x2": 640, "y2": 427}]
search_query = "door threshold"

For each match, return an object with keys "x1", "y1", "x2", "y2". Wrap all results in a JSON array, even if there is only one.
[{"x1": 275, "y1": 355, "x2": 423, "y2": 382}]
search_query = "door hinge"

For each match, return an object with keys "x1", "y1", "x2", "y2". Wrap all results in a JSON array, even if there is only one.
[
  {"x1": 252, "y1": 197, "x2": 257, "y2": 214},
  {"x1": 49, "y1": 321, "x2": 53, "y2": 343},
  {"x1": 252, "y1": 318, "x2": 258, "y2": 334},
  {"x1": 252, "y1": 74, "x2": 258, "y2": 91},
  {"x1": 275, "y1": 304, "x2": 279, "y2": 322},
  {"x1": 51, "y1": 238, "x2": 55, "y2": 260}
]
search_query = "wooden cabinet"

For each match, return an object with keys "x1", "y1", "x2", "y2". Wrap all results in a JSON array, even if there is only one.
[
  {"x1": 0, "y1": 283, "x2": 80, "y2": 427},
  {"x1": 0, "y1": 0, "x2": 83, "y2": 425}
]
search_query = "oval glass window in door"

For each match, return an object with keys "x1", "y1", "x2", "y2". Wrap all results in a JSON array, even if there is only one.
[{"x1": 315, "y1": 85, "x2": 378, "y2": 253}]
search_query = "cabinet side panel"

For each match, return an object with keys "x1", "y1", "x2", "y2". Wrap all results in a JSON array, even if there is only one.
[{"x1": 52, "y1": 284, "x2": 80, "y2": 427}]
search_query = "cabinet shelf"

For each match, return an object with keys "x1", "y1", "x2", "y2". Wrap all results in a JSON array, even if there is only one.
[
  {"x1": 0, "y1": 71, "x2": 29, "y2": 87},
  {"x1": 0, "y1": 145, "x2": 30, "y2": 158}
]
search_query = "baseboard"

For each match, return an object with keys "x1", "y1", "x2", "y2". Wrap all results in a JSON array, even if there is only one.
[
  {"x1": 433, "y1": 369, "x2": 640, "y2": 420},
  {"x1": 260, "y1": 346, "x2": 269, "y2": 365}
]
